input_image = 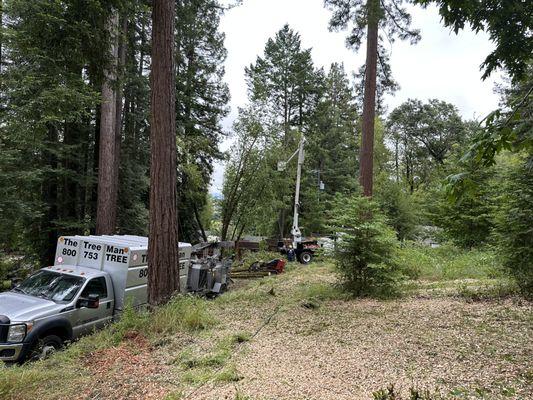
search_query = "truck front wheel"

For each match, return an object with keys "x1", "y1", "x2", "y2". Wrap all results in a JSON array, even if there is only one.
[
  {"x1": 32, "y1": 334, "x2": 63, "y2": 361},
  {"x1": 299, "y1": 251, "x2": 313, "y2": 264}
]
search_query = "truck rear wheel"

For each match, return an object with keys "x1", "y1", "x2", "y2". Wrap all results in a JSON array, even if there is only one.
[
  {"x1": 32, "y1": 334, "x2": 63, "y2": 361},
  {"x1": 299, "y1": 251, "x2": 313, "y2": 264}
]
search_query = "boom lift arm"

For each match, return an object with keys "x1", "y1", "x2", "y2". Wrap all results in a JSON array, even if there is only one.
[{"x1": 277, "y1": 136, "x2": 305, "y2": 247}]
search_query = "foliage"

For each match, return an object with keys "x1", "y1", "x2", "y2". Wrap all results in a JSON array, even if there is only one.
[
  {"x1": 301, "y1": 62, "x2": 359, "y2": 232},
  {"x1": 0, "y1": 0, "x2": 229, "y2": 262},
  {"x1": 0, "y1": 0, "x2": 116, "y2": 263},
  {"x1": 463, "y1": 66, "x2": 533, "y2": 171},
  {"x1": 437, "y1": 170, "x2": 494, "y2": 248},
  {"x1": 353, "y1": 45, "x2": 400, "y2": 114},
  {"x1": 223, "y1": 28, "x2": 363, "y2": 239},
  {"x1": 374, "y1": 180, "x2": 419, "y2": 241},
  {"x1": 245, "y1": 24, "x2": 321, "y2": 138},
  {"x1": 492, "y1": 155, "x2": 533, "y2": 297},
  {"x1": 175, "y1": 0, "x2": 230, "y2": 243},
  {"x1": 324, "y1": 0, "x2": 420, "y2": 92},
  {"x1": 414, "y1": 0, "x2": 532, "y2": 81},
  {"x1": 328, "y1": 193, "x2": 400, "y2": 297},
  {"x1": 386, "y1": 99, "x2": 469, "y2": 193},
  {"x1": 220, "y1": 105, "x2": 281, "y2": 240},
  {"x1": 241, "y1": 24, "x2": 324, "y2": 238}
]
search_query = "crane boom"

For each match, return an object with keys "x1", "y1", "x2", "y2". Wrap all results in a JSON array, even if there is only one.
[{"x1": 291, "y1": 137, "x2": 305, "y2": 247}]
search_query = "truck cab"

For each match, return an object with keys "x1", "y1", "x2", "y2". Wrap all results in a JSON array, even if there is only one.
[{"x1": 0, "y1": 266, "x2": 114, "y2": 363}]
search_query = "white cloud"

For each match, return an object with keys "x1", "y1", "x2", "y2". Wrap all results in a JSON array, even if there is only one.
[{"x1": 210, "y1": 0, "x2": 502, "y2": 194}]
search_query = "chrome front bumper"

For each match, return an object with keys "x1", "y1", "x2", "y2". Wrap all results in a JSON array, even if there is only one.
[{"x1": 0, "y1": 343, "x2": 24, "y2": 362}]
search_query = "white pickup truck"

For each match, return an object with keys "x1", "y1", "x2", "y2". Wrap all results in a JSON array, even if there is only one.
[{"x1": 0, "y1": 235, "x2": 194, "y2": 363}]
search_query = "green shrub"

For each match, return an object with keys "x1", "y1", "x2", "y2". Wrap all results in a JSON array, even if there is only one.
[
  {"x1": 493, "y1": 156, "x2": 533, "y2": 297},
  {"x1": 437, "y1": 162, "x2": 495, "y2": 248},
  {"x1": 375, "y1": 181, "x2": 419, "y2": 241},
  {"x1": 328, "y1": 193, "x2": 401, "y2": 297}
]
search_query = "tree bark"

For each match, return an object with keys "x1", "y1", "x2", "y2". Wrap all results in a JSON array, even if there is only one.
[
  {"x1": 148, "y1": 0, "x2": 179, "y2": 305},
  {"x1": 111, "y1": 16, "x2": 128, "y2": 230},
  {"x1": 43, "y1": 124, "x2": 59, "y2": 266},
  {"x1": 96, "y1": 11, "x2": 119, "y2": 234},
  {"x1": 193, "y1": 203, "x2": 208, "y2": 242},
  {"x1": 359, "y1": 0, "x2": 380, "y2": 197},
  {"x1": 0, "y1": 0, "x2": 3, "y2": 75}
]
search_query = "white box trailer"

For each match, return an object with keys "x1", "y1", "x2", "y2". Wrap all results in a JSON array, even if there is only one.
[{"x1": 54, "y1": 235, "x2": 192, "y2": 310}]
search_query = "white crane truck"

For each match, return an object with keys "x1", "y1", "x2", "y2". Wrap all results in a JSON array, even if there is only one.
[{"x1": 0, "y1": 235, "x2": 224, "y2": 364}]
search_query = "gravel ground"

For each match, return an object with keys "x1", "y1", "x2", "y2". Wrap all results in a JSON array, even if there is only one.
[{"x1": 184, "y1": 271, "x2": 532, "y2": 400}]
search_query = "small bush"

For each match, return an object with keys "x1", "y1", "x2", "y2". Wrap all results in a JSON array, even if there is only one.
[
  {"x1": 375, "y1": 181, "x2": 419, "y2": 241},
  {"x1": 328, "y1": 193, "x2": 401, "y2": 297}
]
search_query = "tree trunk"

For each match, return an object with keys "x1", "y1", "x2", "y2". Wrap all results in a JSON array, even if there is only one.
[
  {"x1": 148, "y1": 0, "x2": 179, "y2": 305},
  {"x1": 359, "y1": 0, "x2": 379, "y2": 197},
  {"x1": 43, "y1": 124, "x2": 59, "y2": 266},
  {"x1": 193, "y1": 204, "x2": 208, "y2": 242},
  {"x1": 111, "y1": 16, "x2": 128, "y2": 231},
  {"x1": 62, "y1": 121, "x2": 82, "y2": 230},
  {"x1": 394, "y1": 137, "x2": 399, "y2": 182},
  {"x1": 96, "y1": 11, "x2": 119, "y2": 234},
  {"x1": 0, "y1": 0, "x2": 3, "y2": 75}
]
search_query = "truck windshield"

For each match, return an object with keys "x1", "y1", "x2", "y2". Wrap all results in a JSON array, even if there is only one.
[{"x1": 15, "y1": 270, "x2": 84, "y2": 303}]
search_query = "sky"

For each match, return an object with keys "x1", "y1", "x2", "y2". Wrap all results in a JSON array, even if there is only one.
[{"x1": 210, "y1": 0, "x2": 502, "y2": 194}]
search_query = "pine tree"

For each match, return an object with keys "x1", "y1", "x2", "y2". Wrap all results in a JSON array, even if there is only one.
[
  {"x1": 1, "y1": 0, "x2": 116, "y2": 263},
  {"x1": 245, "y1": 24, "x2": 321, "y2": 237},
  {"x1": 302, "y1": 63, "x2": 359, "y2": 232},
  {"x1": 175, "y1": 0, "x2": 230, "y2": 243},
  {"x1": 245, "y1": 24, "x2": 320, "y2": 142}
]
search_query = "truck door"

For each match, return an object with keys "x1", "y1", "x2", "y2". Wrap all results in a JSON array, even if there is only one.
[{"x1": 74, "y1": 277, "x2": 114, "y2": 337}]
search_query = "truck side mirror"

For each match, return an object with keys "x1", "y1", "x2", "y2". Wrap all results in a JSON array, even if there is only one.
[{"x1": 77, "y1": 294, "x2": 100, "y2": 309}]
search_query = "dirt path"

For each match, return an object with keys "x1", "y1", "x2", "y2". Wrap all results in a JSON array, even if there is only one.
[{"x1": 185, "y1": 271, "x2": 532, "y2": 399}]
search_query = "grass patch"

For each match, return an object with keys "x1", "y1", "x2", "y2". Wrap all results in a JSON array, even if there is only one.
[
  {"x1": 234, "y1": 391, "x2": 253, "y2": 400},
  {"x1": 396, "y1": 243, "x2": 502, "y2": 281},
  {"x1": 177, "y1": 331, "x2": 250, "y2": 386},
  {"x1": 0, "y1": 295, "x2": 218, "y2": 399},
  {"x1": 182, "y1": 363, "x2": 242, "y2": 384},
  {"x1": 456, "y1": 279, "x2": 520, "y2": 301},
  {"x1": 151, "y1": 295, "x2": 217, "y2": 334}
]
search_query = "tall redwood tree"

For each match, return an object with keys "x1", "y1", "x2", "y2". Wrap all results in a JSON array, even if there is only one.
[
  {"x1": 325, "y1": 0, "x2": 420, "y2": 197},
  {"x1": 148, "y1": 0, "x2": 179, "y2": 305},
  {"x1": 359, "y1": 0, "x2": 379, "y2": 197},
  {"x1": 96, "y1": 11, "x2": 119, "y2": 234}
]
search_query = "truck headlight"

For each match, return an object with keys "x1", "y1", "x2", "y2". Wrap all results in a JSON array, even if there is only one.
[{"x1": 7, "y1": 323, "x2": 32, "y2": 343}]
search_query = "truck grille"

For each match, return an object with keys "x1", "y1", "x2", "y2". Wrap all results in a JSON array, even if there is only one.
[{"x1": 0, "y1": 315, "x2": 10, "y2": 342}]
